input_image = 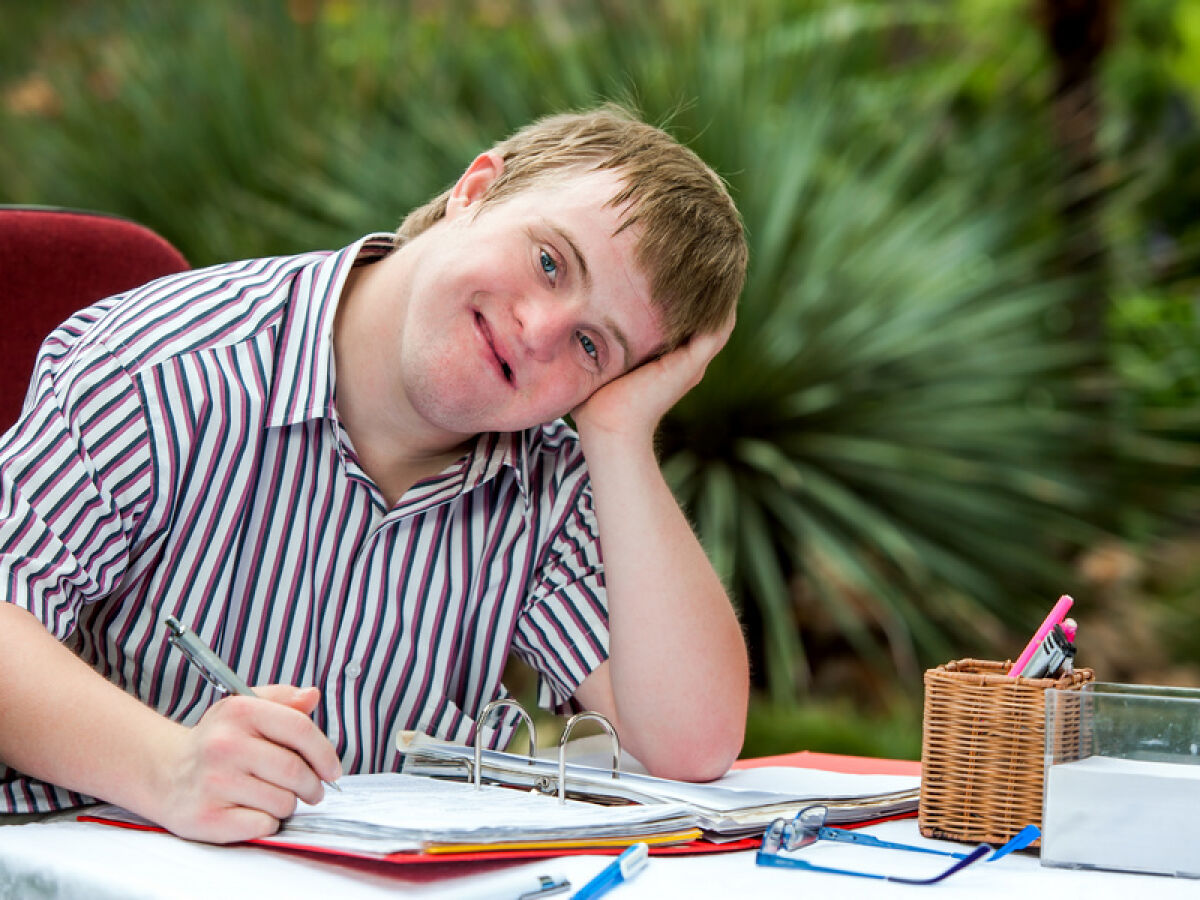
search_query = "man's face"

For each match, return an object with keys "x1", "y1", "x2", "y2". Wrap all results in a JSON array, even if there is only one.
[{"x1": 379, "y1": 162, "x2": 666, "y2": 442}]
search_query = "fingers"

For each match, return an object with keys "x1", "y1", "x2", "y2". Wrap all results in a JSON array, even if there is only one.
[
  {"x1": 650, "y1": 328, "x2": 728, "y2": 396},
  {"x1": 247, "y1": 684, "x2": 340, "y2": 787},
  {"x1": 678, "y1": 314, "x2": 736, "y2": 369},
  {"x1": 710, "y1": 308, "x2": 738, "y2": 345},
  {"x1": 202, "y1": 758, "x2": 304, "y2": 822},
  {"x1": 218, "y1": 693, "x2": 342, "y2": 795},
  {"x1": 253, "y1": 683, "x2": 321, "y2": 715},
  {"x1": 182, "y1": 804, "x2": 284, "y2": 846}
]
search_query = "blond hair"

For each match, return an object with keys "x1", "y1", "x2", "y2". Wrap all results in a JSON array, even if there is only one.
[{"x1": 397, "y1": 106, "x2": 746, "y2": 349}]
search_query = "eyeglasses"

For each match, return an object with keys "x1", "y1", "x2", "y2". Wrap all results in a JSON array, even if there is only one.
[{"x1": 756, "y1": 805, "x2": 1040, "y2": 885}]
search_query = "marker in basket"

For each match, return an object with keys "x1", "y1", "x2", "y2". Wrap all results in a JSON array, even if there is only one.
[
  {"x1": 1018, "y1": 623, "x2": 1076, "y2": 679},
  {"x1": 1006, "y1": 594, "x2": 1073, "y2": 678},
  {"x1": 1059, "y1": 618, "x2": 1078, "y2": 674}
]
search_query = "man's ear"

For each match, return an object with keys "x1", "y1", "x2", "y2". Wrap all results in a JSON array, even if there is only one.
[{"x1": 445, "y1": 151, "x2": 504, "y2": 219}]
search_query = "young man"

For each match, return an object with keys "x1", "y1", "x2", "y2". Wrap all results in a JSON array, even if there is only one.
[{"x1": 0, "y1": 107, "x2": 749, "y2": 843}]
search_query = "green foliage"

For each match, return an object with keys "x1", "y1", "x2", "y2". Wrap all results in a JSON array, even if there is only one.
[
  {"x1": 1110, "y1": 289, "x2": 1200, "y2": 531},
  {"x1": 1113, "y1": 292, "x2": 1200, "y2": 411},
  {"x1": 1102, "y1": 0, "x2": 1200, "y2": 290},
  {"x1": 2, "y1": 0, "x2": 1193, "y2": 710},
  {"x1": 744, "y1": 696, "x2": 922, "y2": 761}
]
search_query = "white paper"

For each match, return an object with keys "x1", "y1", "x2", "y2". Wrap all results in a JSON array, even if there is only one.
[
  {"x1": 673, "y1": 766, "x2": 920, "y2": 807},
  {"x1": 270, "y1": 772, "x2": 695, "y2": 852}
]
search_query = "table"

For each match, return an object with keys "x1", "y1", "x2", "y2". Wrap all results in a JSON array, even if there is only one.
[
  {"x1": 0, "y1": 814, "x2": 1191, "y2": 899},
  {"x1": 1, "y1": 752, "x2": 1191, "y2": 899}
]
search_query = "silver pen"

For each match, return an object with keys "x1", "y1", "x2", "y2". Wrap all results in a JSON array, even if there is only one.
[{"x1": 164, "y1": 614, "x2": 341, "y2": 791}]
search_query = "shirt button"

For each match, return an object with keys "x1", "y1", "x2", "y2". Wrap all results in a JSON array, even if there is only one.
[{"x1": 345, "y1": 662, "x2": 362, "y2": 679}]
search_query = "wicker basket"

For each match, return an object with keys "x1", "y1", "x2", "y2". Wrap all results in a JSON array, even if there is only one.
[{"x1": 918, "y1": 658, "x2": 1094, "y2": 847}]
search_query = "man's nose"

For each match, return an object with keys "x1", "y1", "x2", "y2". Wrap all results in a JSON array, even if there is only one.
[{"x1": 513, "y1": 296, "x2": 573, "y2": 360}]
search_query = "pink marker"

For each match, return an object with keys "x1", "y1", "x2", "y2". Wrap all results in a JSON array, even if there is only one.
[
  {"x1": 1061, "y1": 618, "x2": 1077, "y2": 643},
  {"x1": 1007, "y1": 594, "x2": 1074, "y2": 677}
]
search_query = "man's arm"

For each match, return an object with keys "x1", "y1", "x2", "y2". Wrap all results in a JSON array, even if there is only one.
[
  {"x1": 570, "y1": 318, "x2": 749, "y2": 781},
  {"x1": 0, "y1": 602, "x2": 341, "y2": 841}
]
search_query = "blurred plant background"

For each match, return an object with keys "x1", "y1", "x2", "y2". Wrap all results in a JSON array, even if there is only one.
[{"x1": 4, "y1": 0, "x2": 1200, "y2": 760}]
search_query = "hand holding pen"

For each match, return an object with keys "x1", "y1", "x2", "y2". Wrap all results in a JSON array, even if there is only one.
[
  {"x1": 156, "y1": 615, "x2": 343, "y2": 843},
  {"x1": 165, "y1": 616, "x2": 340, "y2": 792}
]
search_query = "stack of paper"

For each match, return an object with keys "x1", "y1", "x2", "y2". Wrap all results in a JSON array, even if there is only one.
[
  {"x1": 86, "y1": 773, "x2": 701, "y2": 858},
  {"x1": 264, "y1": 773, "x2": 701, "y2": 855},
  {"x1": 397, "y1": 733, "x2": 920, "y2": 841}
]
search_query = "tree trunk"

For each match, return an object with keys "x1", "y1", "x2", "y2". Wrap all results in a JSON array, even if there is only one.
[{"x1": 1035, "y1": 0, "x2": 1116, "y2": 344}]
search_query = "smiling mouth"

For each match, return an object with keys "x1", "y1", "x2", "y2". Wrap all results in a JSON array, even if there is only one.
[{"x1": 476, "y1": 312, "x2": 514, "y2": 385}]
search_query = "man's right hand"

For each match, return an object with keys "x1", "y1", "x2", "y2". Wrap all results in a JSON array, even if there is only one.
[{"x1": 148, "y1": 685, "x2": 342, "y2": 844}]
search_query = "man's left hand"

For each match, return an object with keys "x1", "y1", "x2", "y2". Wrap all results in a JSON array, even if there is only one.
[{"x1": 572, "y1": 313, "x2": 735, "y2": 444}]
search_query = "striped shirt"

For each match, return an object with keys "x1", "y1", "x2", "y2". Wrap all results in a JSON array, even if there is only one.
[{"x1": 0, "y1": 234, "x2": 609, "y2": 813}]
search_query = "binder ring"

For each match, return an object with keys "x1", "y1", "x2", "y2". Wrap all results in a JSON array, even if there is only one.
[
  {"x1": 557, "y1": 711, "x2": 620, "y2": 804},
  {"x1": 473, "y1": 698, "x2": 538, "y2": 789}
]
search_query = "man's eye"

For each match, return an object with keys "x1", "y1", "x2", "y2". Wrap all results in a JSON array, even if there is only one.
[
  {"x1": 578, "y1": 332, "x2": 598, "y2": 361},
  {"x1": 540, "y1": 250, "x2": 558, "y2": 283}
]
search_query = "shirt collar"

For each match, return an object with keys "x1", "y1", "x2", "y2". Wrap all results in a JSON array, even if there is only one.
[
  {"x1": 462, "y1": 429, "x2": 532, "y2": 502},
  {"x1": 379, "y1": 430, "x2": 534, "y2": 520},
  {"x1": 265, "y1": 233, "x2": 396, "y2": 428}
]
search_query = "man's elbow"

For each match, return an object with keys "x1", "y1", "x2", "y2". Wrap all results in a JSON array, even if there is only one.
[{"x1": 639, "y1": 713, "x2": 746, "y2": 783}]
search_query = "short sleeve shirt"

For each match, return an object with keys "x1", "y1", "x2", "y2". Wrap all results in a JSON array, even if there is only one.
[{"x1": 0, "y1": 234, "x2": 609, "y2": 813}]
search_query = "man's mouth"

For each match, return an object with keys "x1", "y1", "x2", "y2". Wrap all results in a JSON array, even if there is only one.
[{"x1": 476, "y1": 312, "x2": 514, "y2": 385}]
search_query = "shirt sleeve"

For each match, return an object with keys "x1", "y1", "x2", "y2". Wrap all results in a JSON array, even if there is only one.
[
  {"x1": 511, "y1": 463, "x2": 609, "y2": 714},
  {"x1": 0, "y1": 312, "x2": 152, "y2": 639}
]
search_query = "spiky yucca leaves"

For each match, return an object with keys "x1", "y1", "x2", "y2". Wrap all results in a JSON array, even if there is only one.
[{"x1": 664, "y1": 116, "x2": 1099, "y2": 699}]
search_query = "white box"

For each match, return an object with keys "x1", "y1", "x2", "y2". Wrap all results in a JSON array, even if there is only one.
[{"x1": 1042, "y1": 682, "x2": 1200, "y2": 879}]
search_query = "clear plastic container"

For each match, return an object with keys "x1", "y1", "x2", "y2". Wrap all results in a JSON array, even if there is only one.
[{"x1": 1042, "y1": 682, "x2": 1200, "y2": 878}]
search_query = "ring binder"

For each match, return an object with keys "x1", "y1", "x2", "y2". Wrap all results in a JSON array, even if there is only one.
[
  {"x1": 474, "y1": 699, "x2": 539, "y2": 789},
  {"x1": 398, "y1": 724, "x2": 920, "y2": 842},
  {"x1": 558, "y1": 711, "x2": 621, "y2": 804},
  {"x1": 471, "y1": 701, "x2": 623, "y2": 802}
]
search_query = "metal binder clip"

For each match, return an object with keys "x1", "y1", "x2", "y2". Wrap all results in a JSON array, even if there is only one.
[
  {"x1": 557, "y1": 711, "x2": 620, "y2": 804},
  {"x1": 473, "y1": 698, "x2": 538, "y2": 789},
  {"x1": 517, "y1": 874, "x2": 571, "y2": 899}
]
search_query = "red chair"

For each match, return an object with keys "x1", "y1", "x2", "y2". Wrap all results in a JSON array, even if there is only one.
[{"x1": 0, "y1": 207, "x2": 189, "y2": 429}]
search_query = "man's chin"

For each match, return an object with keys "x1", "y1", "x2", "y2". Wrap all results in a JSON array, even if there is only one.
[{"x1": 408, "y1": 385, "x2": 572, "y2": 437}]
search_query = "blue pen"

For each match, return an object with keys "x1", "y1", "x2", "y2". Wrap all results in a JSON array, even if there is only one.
[{"x1": 572, "y1": 842, "x2": 648, "y2": 900}]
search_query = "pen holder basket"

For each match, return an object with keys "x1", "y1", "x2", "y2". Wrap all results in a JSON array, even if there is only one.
[{"x1": 918, "y1": 658, "x2": 1093, "y2": 848}]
